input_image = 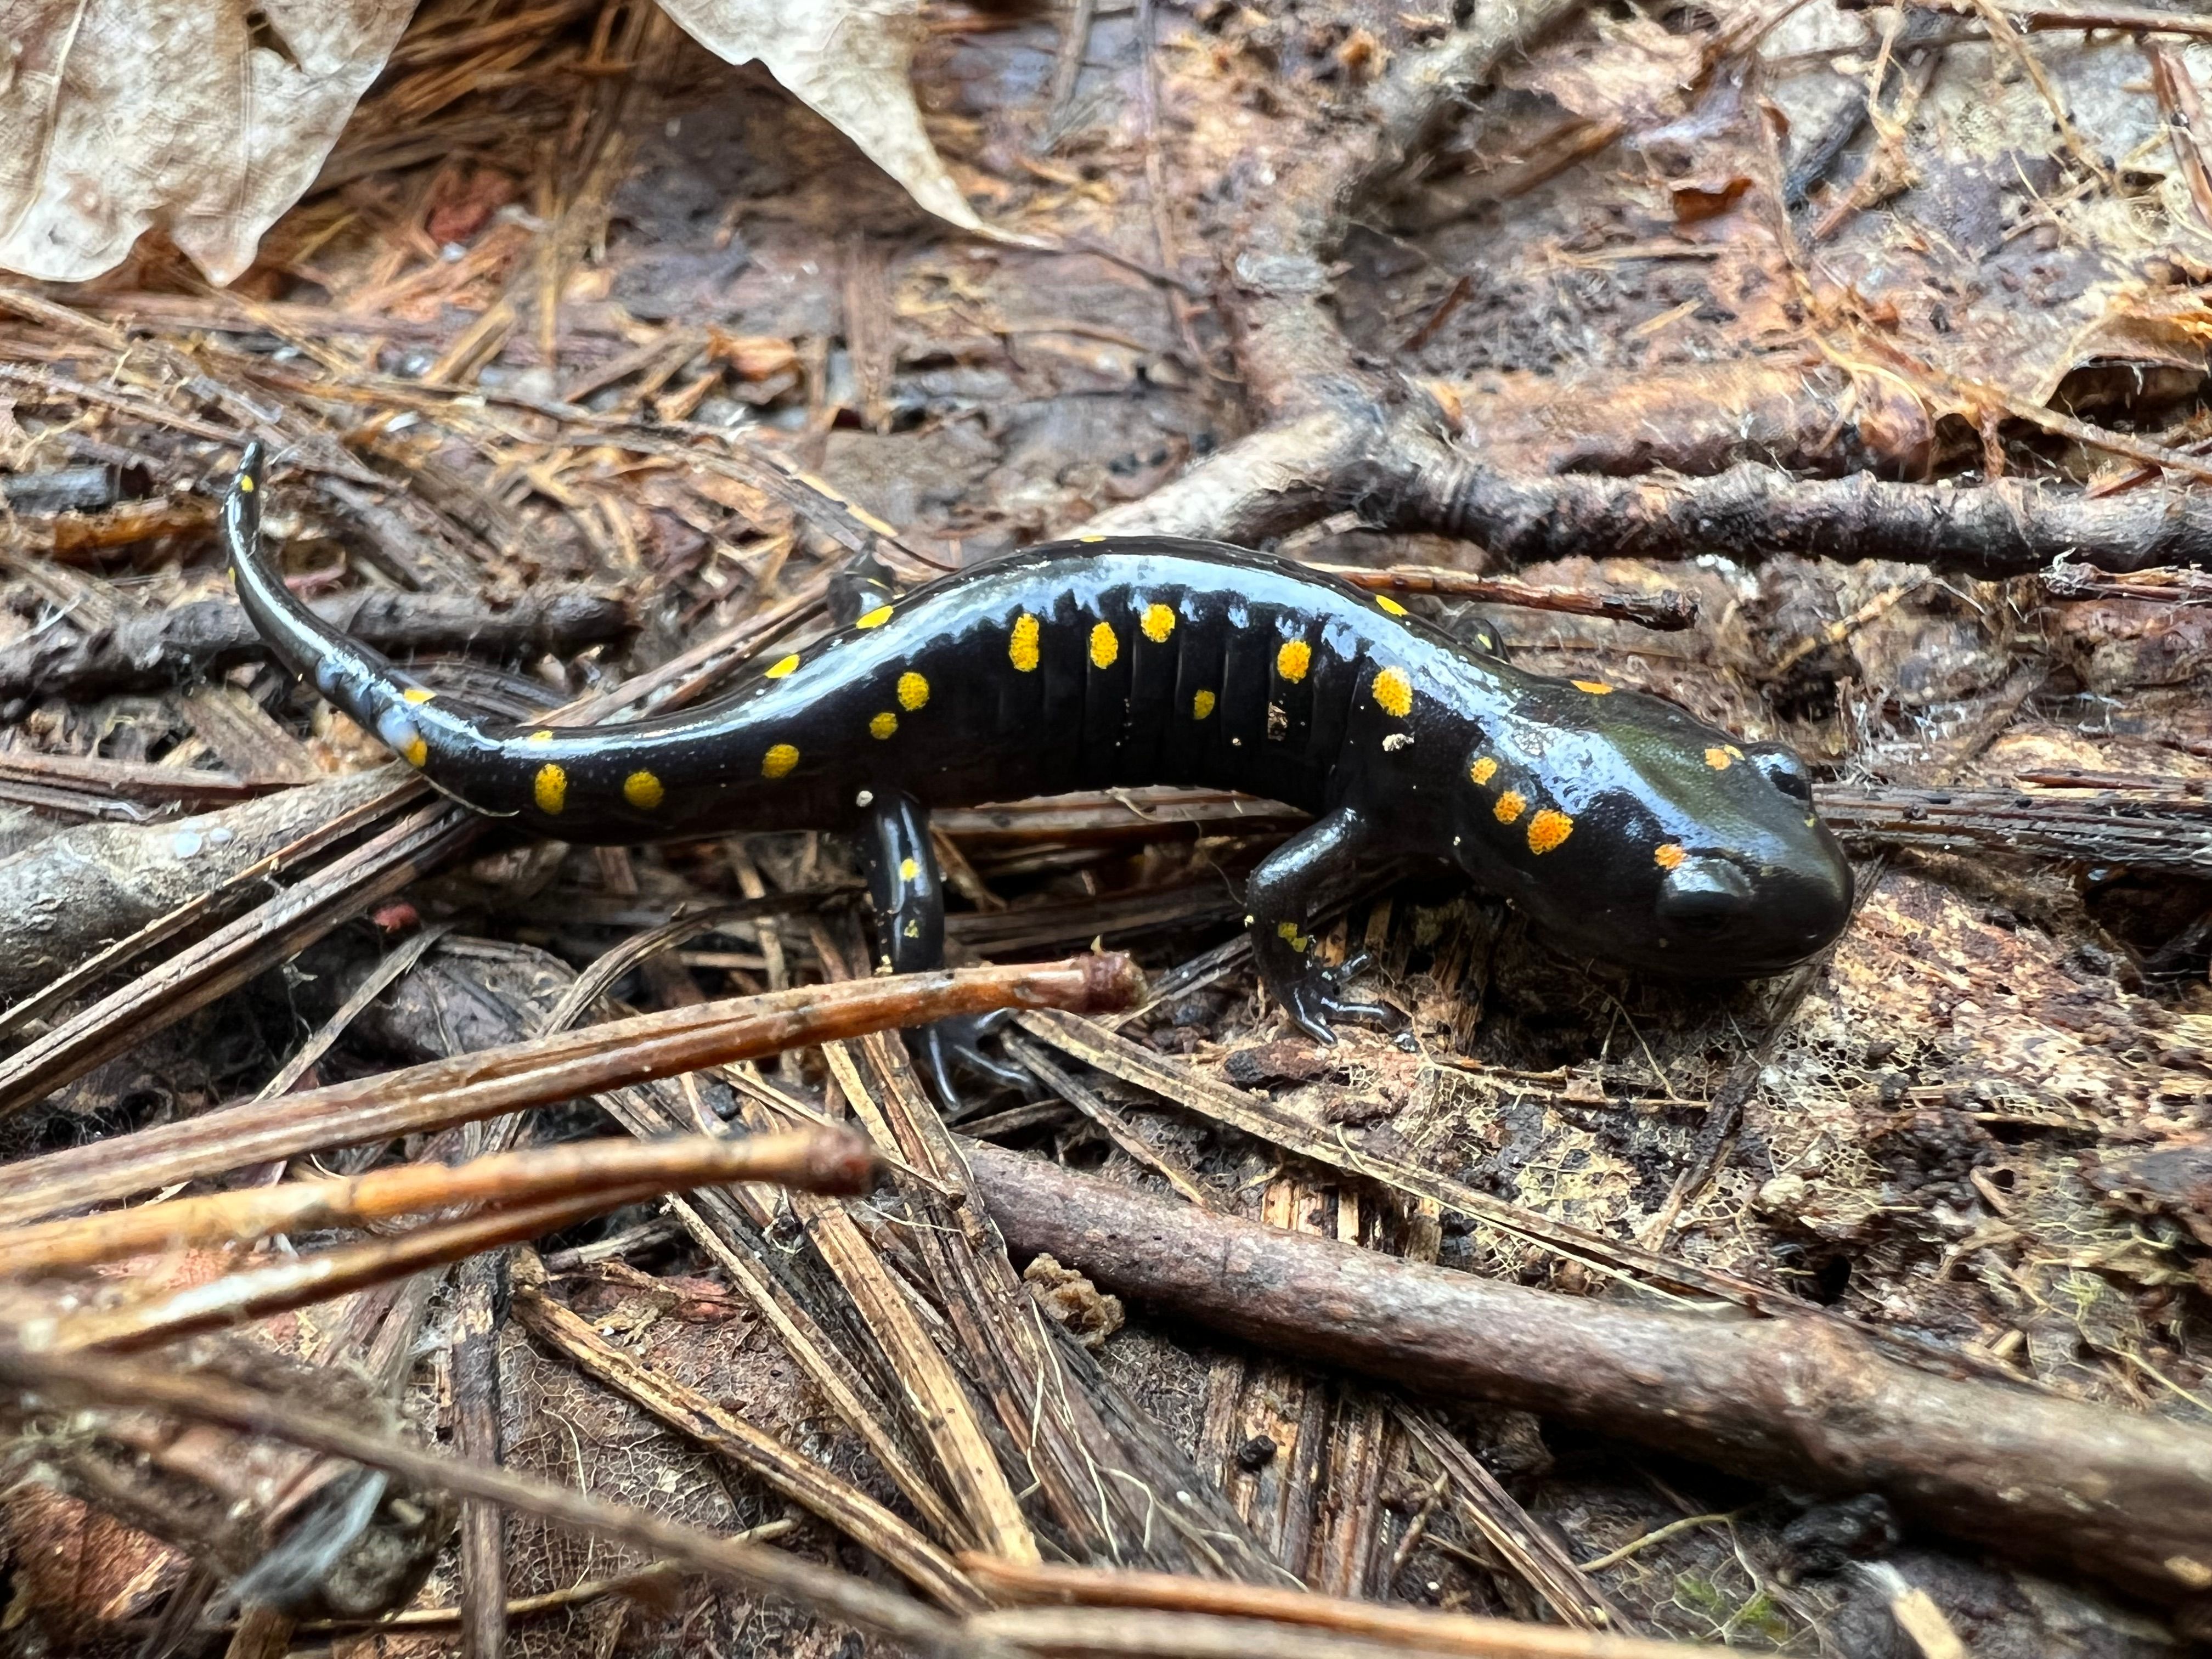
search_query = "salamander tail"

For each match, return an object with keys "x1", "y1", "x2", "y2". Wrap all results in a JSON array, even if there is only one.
[{"x1": 225, "y1": 444, "x2": 514, "y2": 811}]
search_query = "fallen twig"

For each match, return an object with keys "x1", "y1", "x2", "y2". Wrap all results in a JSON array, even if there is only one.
[
  {"x1": 966, "y1": 1607, "x2": 1718, "y2": 1659},
  {"x1": 0, "y1": 956, "x2": 1141, "y2": 1226},
  {"x1": 0, "y1": 1129, "x2": 878, "y2": 1276},
  {"x1": 0, "y1": 793, "x2": 476, "y2": 1119},
  {"x1": 1315, "y1": 565, "x2": 1697, "y2": 631},
  {"x1": 0, "y1": 766, "x2": 403, "y2": 1011},
  {"x1": 1817, "y1": 783, "x2": 2212, "y2": 872},
  {"x1": 964, "y1": 1144, "x2": 2212, "y2": 1606},
  {"x1": 0, "y1": 585, "x2": 634, "y2": 702},
  {"x1": 1838, "y1": 0, "x2": 2212, "y2": 41},
  {"x1": 959, "y1": 1559, "x2": 1732, "y2": 1658}
]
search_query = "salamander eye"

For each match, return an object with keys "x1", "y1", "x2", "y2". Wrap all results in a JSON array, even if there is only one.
[
  {"x1": 1746, "y1": 744, "x2": 1813, "y2": 804},
  {"x1": 1658, "y1": 857, "x2": 1753, "y2": 935}
]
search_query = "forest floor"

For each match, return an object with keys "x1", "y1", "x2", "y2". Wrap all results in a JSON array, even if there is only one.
[{"x1": 5, "y1": 1, "x2": 2212, "y2": 1656}]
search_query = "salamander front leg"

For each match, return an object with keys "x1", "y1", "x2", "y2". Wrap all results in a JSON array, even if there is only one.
[
  {"x1": 855, "y1": 790, "x2": 1030, "y2": 1108},
  {"x1": 1244, "y1": 805, "x2": 1399, "y2": 1046}
]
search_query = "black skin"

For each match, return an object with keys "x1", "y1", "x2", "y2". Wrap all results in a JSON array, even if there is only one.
[{"x1": 225, "y1": 447, "x2": 1853, "y2": 1097}]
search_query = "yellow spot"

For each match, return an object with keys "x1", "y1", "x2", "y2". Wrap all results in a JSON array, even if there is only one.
[
  {"x1": 1655, "y1": 842, "x2": 1687, "y2": 871},
  {"x1": 1705, "y1": 746, "x2": 1733, "y2": 771},
  {"x1": 1469, "y1": 757, "x2": 1498, "y2": 786},
  {"x1": 1079, "y1": 533, "x2": 1106, "y2": 543},
  {"x1": 1493, "y1": 789, "x2": 1526, "y2": 825},
  {"x1": 1726, "y1": 743, "x2": 1744, "y2": 759},
  {"x1": 1527, "y1": 809, "x2": 1573, "y2": 855},
  {"x1": 896, "y1": 671, "x2": 929, "y2": 712},
  {"x1": 402, "y1": 735, "x2": 428, "y2": 768},
  {"x1": 1572, "y1": 680, "x2": 1613, "y2": 695},
  {"x1": 1009, "y1": 613, "x2": 1041, "y2": 672},
  {"x1": 899, "y1": 857, "x2": 919, "y2": 882},
  {"x1": 526, "y1": 730, "x2": 555, "y2": 745},
  {"x1": 1192, "y1": 689, "x2": 1217, "y2": 719},
  {"x1": 1142, "y1": 602, "x2": 1176, "y2": 643},
  {"x1": 1275, "y1": 920, "x2": 1310, "y2": 951},
  {"x1": 1090, "y1": 620, "x2": 1119, "y2": 669},
  {"x1": 762, "y1": 743, "x2": 800, "y2": 779},
  {"x1": 401, "y1": 687, "x2": 435, "y2": 704},
  {"x1": 1277, "y1": 639, "x2": 1312, "y2": 682},
  {"x1": 238, "y1": 475, "x2": 254, "y2": 493},
  {"x1": 870, "y1": 711, "x2": 898, "y2": 740},
  {"x1": 624, "y1": 770, "x2": 663, "y2": 810},
  {"x1": 855, "y1": 605, "x2": 894, "y2": 630},
  {"x1": 765, "y1": 653, "x2": 801, "y2": 679},
  {"x1": 534, "y1": 764, "x2": 567, "y2": 815},
  {"x1": 1375, "y1": 594, "x2": 1408, "y2": 617},
  {"x1": 1372, "y1": 667, "x2": 1413, "y2": 718}
]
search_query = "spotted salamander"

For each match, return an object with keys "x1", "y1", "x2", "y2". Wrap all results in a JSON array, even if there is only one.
[{"x1": 227, "y1": 447, "x2": 1852, "y2": 1099}]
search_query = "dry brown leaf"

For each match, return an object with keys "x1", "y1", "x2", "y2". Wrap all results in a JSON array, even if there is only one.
[
  {"x1": 656, "y1": 0, "x2": 985, "y2": 235},
  {"x1": 0, "y1": 1, "x2": 417, "y2": 283},
  {"x1": 0, "y1": 0, "x2": 984, "y2": 287},
  {"x1": 1499, "y1": 15, "x2": 1709, "y2": 132}
]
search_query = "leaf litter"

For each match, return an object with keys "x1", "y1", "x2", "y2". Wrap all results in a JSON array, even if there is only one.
[{"x1": 0, "y1": 2, "x2": 2209, "y2": 1656}]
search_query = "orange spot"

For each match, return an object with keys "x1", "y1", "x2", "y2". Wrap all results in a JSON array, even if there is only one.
[
  {"x1": 1655, "y1": 842, "x2": 1686, "y2": 871},
  {"x1": 1526, "y1": 809, "x2": 1573, "y2": 854},
  {"x1": 533, "y1": 764, "x2": 567, "y2": 815},
  {"x1": 1493, "y1": 790, "x2": 1526, "y2": 825},
  {"x1": 1572, "y1": 680, "x2": 1613, "y2": 695},
  {"x1": 1705, "y1": 747, "x2": 1733, "y2": 771},
  {"x1": 1371, "y1": 667, "x2": 1413, "y2": 718},
  {"x1": 1468, "y1": 757, "x2": 1497, "y2": 786}
]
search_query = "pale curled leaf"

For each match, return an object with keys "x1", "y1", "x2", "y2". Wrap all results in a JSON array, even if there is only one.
[
  {"x1": 654, "y1": 0, "x2": 984, "y2": 234},
  {"x1": 0, "y1": 1, "x2": 418, "y2": 284}
]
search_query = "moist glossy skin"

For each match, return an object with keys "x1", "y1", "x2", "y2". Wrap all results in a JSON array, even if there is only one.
[{"x1": 226, "y1": 448, "x2": 1853, "y2": 1062}]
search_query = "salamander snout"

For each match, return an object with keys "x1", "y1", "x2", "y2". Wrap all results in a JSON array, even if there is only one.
[
  {"x1": 1649, "y1": 843, "x2": 1853, "y2": 973},
  {"x1": 1657, "y1": 856, "x2": 1755, "y2": 932}
]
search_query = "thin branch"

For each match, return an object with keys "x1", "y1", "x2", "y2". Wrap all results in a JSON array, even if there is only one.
[
  {"x1": 960, "y1": 1559, "x2": 1733, "y2": 1657},
  {"x1": 0, "y1": 956, "x2": 1141, "y2": 1227},
  {"x1": 0, "y1": 1129, "x2": 877, "y2": 1275},
  {"x1": 966, "y1": 1144, "x2": 2212, "y2": 1608}
]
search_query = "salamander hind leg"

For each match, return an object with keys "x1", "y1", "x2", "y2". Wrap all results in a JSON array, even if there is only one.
[
  {"x1": 1244, "y1": 806, "x2": 1402, "y2": 1046},
  {"x1": 828, "y1": 552, "x2": 900, "y2": 628},
  {"x1": 854, "y1": 790, "x2": 1031, "y2": 1109}
]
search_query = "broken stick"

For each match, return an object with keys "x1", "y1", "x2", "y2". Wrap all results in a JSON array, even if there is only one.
[{"x1": 966, "y1": 1142, "x2": 2212, "y2": 1609}]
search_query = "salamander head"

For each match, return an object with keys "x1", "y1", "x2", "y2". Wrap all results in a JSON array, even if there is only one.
[{"x1": 1449, "y1": 680, "x2": 1853, "y2": 978}]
